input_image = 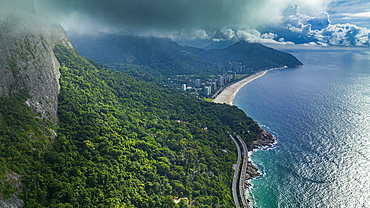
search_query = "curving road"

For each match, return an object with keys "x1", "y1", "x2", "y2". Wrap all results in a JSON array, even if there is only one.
[
  {"x1": 229, "y1": 133, "x2": 241, "y2": 208},
  {"x1": 235, "y1": 133, "x2": 249, "y2": 208}
]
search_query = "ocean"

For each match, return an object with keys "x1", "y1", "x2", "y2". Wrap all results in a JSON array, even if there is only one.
[{"x1": 233, "y1": 46, "x2": 370, "y2": 208}]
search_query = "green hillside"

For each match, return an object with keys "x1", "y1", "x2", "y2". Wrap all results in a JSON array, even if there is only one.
[
  {"x1": 69, "y1": 34, "x2": 219, "y2": 76},
  {"x1": 1, "y1": 44, "x2": 261, "y2": 207}
]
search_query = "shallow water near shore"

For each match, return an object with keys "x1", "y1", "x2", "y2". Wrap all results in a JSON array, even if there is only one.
[{"x1": 233, "y1": 47, "x2": 370, "y2": 207}]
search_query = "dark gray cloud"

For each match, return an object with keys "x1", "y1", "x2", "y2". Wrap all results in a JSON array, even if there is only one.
[
  {"x1": 2, "y1": 0, "x2": 369, "y2": 47},
  {"x1": 37, "y1": 0, "x2": 283, "y2": 35}
]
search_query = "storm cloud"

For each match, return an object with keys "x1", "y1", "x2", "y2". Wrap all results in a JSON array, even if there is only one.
[
  {"x1": 2, "y1": 0, "x2": 369, "y2": 46},
  {"x1": 33, "y1": 0, "x2": 330, "y2": 36}
]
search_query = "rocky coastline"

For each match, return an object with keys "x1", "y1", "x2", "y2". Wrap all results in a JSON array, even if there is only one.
[
  {"x1": 248, "y1": 129, "x2": 275, "y2": 151},
  {"x1": 244, "y1": 129, "x2": 275, "y2": 185}
]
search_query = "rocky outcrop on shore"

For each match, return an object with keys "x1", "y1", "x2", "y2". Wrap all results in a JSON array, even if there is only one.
[
  {"x1": 245, "y1": 161, "x2": 260, "y2": 181},
  {"x1": 248, "y1": 129, "x2": 275, "y2": 151},
  {"x1": 244, "y1": 129, "x2": 274, "y2": 184}
]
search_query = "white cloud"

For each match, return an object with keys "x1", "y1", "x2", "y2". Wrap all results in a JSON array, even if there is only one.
[
  {"x1": 338, "y1": 12, "x2": 370, "y2": 19},
  {"x1": 219, "y1": 28, "x2": 294, "y2": 45},
  {"x1": 273, "y1": 2, "x2": 370, "y2": 46},
  {"x1": 314, "y1": 23, "x2": 370, "y2": 46}
]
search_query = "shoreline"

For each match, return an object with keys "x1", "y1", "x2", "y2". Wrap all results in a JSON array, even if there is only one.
[
  {"x1": 212, "y1": 70, "x2": 268, "y2": 105},
  {"x1": 213, "y1": 69, "x2": 278, "y2": 207}
]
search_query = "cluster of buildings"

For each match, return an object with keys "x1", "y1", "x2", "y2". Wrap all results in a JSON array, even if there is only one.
[
  {"x1": 179, "y1": 61, "x2": 255, "y2": 97},
  {"x1": 201, "y1": 74, "x2": 234, "y2": 96},
  {"x1": 229, "y1": 61, "x2": 253, "y2": 73},
  {"x1": 181, "y1": 73, "x2": 235, "y2": 96}
]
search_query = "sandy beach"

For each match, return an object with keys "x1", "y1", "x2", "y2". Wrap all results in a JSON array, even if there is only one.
[{"x1": 213, "y1": 70, "x2": 268, "y2": 105}]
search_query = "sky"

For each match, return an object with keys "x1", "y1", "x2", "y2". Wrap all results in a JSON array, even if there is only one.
[{"x1": 2, "y1": 0, "x2": 370, "y2": 47}]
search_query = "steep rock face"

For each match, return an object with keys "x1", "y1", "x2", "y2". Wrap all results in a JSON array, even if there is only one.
[
  {"x1": 0, "y1": 14, "x2": 72, "y2": 124},
  {"x1": 0, "y1": 14, "x2": 72, "y2": 207}
]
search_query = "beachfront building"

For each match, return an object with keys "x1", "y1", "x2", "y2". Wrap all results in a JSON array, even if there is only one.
[
  {"x1": 211, "y1": 82, "x2": 217, "y2": 91},
  {"x1": 225, "y1": 75, "x2": 231, "y2": 83},
  {"x1": 203, "y1": 86, "x2": 211, "y2": 96},
  {"x1": 233, "y1": 71, "x2": 237, "y2": 80},
  {"x1": 218, "y1": 75, "x2": 225, "y2": 86}
]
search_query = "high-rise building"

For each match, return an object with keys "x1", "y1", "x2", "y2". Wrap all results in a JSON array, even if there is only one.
[
  {"x1": 225, "y1": 75, "x2": 231, "y2": 83},
  {"x1": 203, "y1": 86, "x2": 211, "y2": 96},
  {"x1": 233, "y1": 71, "x2": 237, "y2": 80},
  {"x1": 211, "y1": 82, "x2": 217, "y2": 91},
  {"x1": 218, "y1": 75, "x2": 225, "y2": 86},
  {"x1": 195, "y1": 79, "x2": 201, "y2": 87},
  {"x1": 182, "y1": 84, "x2": 186, "y2": 91}
]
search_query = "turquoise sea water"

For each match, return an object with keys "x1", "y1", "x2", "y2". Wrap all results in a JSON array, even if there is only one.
[{"x1": 233, "y1": 47, "x2": 370, "y2": 208}]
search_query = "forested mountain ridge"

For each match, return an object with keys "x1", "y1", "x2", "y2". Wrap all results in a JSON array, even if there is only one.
[
  {"x1": 1, "y1": 17, "x2": 263, "y2": 207},
  {"x1": 191, "y1": 41, "x2": 303, "y2": 69},
  {"x1": 69, "y1": 33, "x2": 302, "y2": 77},
  {"x1": 68, "y1": 34, "x2": 218, "y2": 76}
]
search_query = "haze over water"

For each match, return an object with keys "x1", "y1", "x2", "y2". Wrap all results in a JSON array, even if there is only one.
[{"x1": 233, "y1": 47, "x2": 370, "y2": 207}]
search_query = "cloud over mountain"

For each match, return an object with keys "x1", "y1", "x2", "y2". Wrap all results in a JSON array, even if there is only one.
[
  {"x1": 34, "y1": 0, "x2": 330, "y2": 35},
  {"x1": 2, "y1": 0, "x2": 369, "y2": 47}
]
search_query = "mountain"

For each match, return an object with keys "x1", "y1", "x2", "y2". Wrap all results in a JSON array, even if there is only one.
[
  {"x1": 0, "y1": 13, "x2": 70, "y2": 207},
  {"x1": 203, "y1": 41, "x2": 235, "y2": 50},
  {"x1": 69, "y1": 34, "x2": 302, "y2": 77},
  {"x1": 193, "y1": 41, "x2": 303, "y2": 69},
  {"x1": 0, "y1": 14, "x2": 265, "y2": 208},
  {"x1": 69, "y1": 33, "x2": 218, "y2": 76}
]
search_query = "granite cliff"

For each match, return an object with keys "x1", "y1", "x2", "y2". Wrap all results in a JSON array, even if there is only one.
[
  {"x1": 0, "y1": 14, "x2": 72, "y2": 124},
  {"x1": 0, "y1": 13, "x2": 72, "y2": 207}
]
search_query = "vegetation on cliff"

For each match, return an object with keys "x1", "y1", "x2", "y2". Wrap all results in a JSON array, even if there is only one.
[{"x1": 1, "y1": 44, "x2": 261, "y2": 207}]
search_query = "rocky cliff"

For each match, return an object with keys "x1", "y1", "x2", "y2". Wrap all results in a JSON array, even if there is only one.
[
  {"x1": 0, "y1": 14, "x2": 72, "y2": 124},
  {"x1": 0, "y1": 13, "x2": 72, "y2": 207}
]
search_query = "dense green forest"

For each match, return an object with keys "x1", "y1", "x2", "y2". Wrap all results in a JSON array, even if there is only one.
[{"x1": 0, "y1": 44, "x2": 261, "y2": 207}]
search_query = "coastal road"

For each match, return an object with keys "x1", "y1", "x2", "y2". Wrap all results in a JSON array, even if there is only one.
[
  {"x1": 235, "y1": 133, "x2": 249, "y2": 208},
  {"x1": 229, "y1": 133, "x2": 241, "y2": 208}
]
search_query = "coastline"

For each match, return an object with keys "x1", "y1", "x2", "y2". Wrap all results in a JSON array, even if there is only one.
[
  {"x1": 214, "y1": 70, "x2": 277, "y2": 207},
  {"x1": 213, "y1": 70, "x2": 268, "y2": 105}
]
